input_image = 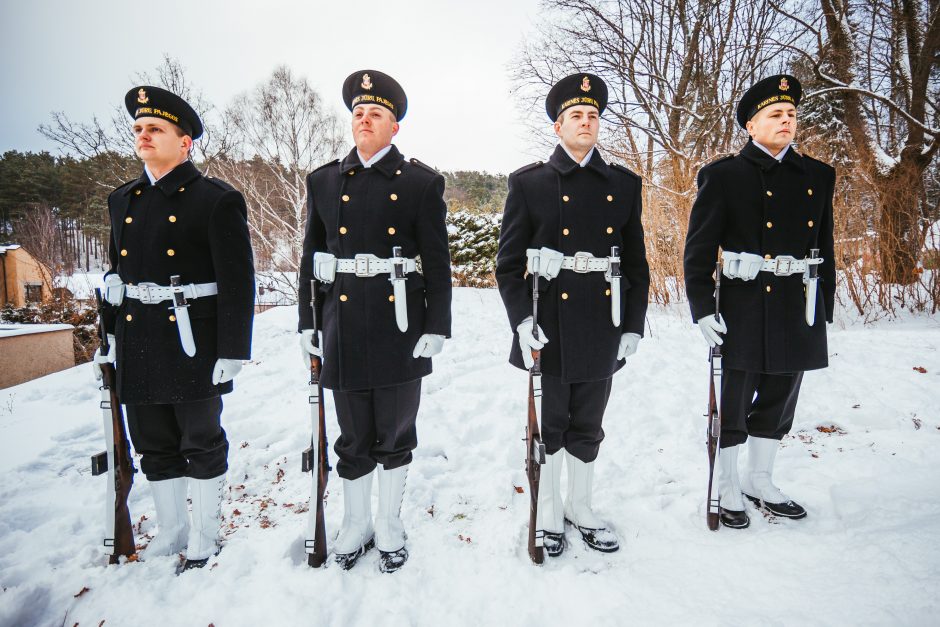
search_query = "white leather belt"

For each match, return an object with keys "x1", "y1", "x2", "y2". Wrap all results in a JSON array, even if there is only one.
[
  {"x1": 760, "y1": 255, "x2": 823, "y2": 277},
  {"x1": 560, "y1": 252, "x2": 610, "y2": 273},
  {"x1": 335, "y1": 254, "x2": 422, "y2": 278},
  {"x1": 125, "y1": 281, "x2": 218, "y2": 305}
]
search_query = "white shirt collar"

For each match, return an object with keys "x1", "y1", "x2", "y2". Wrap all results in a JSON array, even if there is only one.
[
  {"x1": 144, "y1": 164, "x2": 158, "y2": 184},
  {"x1": 560, "y1": 143, "x2": 595, "y2": 167},
  {"x1": 358, "y1": 144, "x2": 393, "y2": 168},
  {"x1": 752, "y1": 140, "x2": 789, "y2": 162}
]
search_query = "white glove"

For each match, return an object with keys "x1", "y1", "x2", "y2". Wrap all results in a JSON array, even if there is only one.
[
  {"x1": 92, "y1": 334, "x2": 116, "y2": 381},
  {"x1": 697, "y1": 314, "x2": 728, "y2": 347},
  {"x1": 722, "y1": 252, "x2": 764, "y2": 281},
  {"x1": 313, "y1": 252, "x2": 337, "y2": 283},
  {"x1": 300, "y1": 329, "x2": 322, "y2": 368},
  {"x1": 212, "y1": 358, "x2": 243, "y2": 385},
  {"x1": 533, "y1": 247, "x2": 565, "y2": 280},
  {"x1": 412, "y1": 334, "x2": 445, "y2": 358},
  {"x1": 516, "y1": 316, "x2": 548, "y2": 369},
  {"x1": 617, "y1": 333, "x2": 641, "y2": 360},
  {"x1": 103, "y1": 274, "x2": 124, "y2": 306}
]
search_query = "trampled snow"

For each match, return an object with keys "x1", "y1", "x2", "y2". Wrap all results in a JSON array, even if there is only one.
[{"x1": 0, "y1": 288, "x2": 938, "y2": 626}]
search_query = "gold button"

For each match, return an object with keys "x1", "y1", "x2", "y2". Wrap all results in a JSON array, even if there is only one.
[
  {"x1": 562, "y1": 228, "x2": 570, "y2": 236},
  {"x1": 388, "y1": 295, "x2": 395, "y2": 302},
  {"x1": 395, "y1": 170, "x2": 402, "y2": 175},
  {"x1": 169, "y1": 215, "x2": 177, "y2": 223},
  {"x1": 562, "y1": 195, "x2": 570, "y2": 202},
  {"x1": 167, "y1": 249, "x2": 175, "y2": 256},
  {"x1": 120, "y1": 249, "x2": 128, "y2": 257},
  {"x1": 342, "y1": 194, "x2": 350, "y2": 202},
  {"x1": 348, "y1": 171, "x2": 355, "y2": 176},
  {"x1": 340, "y1": 294, "x2": 348, "y2": 302},
  {"x1": 764, "y1": 254, "x2": 772, "y2": 260},
  {"x1": 766, "y1": 222, "x2": 773, "y2": 229},
  {"x1": 561, "y1": 292, "x2": 569, "y2": 300},
  {"x1": 390, "y1": 193, "x2": 398, "y2": 201},
  {"x1": 135, "y1": 189, "x2": 141, "y2": 196},
  {"x1": 808, "y1": 220, "x2": 814, "y2": 227},
  {"x1": 807, "y1": 188, "x2": 813, "y2": 196},
  {"x1": 766, "y1": 190, "x2": 773, "y2": 197},
  {"x1": 169, "y1": 315, "x2": 176, "y2": 322},
  {"x1": 606, "y1": 227, "x2": 613, "y2": 234},
  {"x1": 605, "y1": 288, "x2": 611, "y2": 296},
  {"x1": 125, "y1": 314, "x2": 133, "y2": 321},
  {"x1": 125, "y1": 216, "x2": 133, "y2": 224},
  {"x1": 388, "y1": 227, "x2": 396, "y2": 235},
  {"x1": 339, "y1": 226, "x2": 347, "y2": 235},
  {"x1": 607, "y1": 195, "x2": 613, "y2": 202},
  {"x1": 766, "y1": 285, "x2": 772, "y2": 293},
  {"x1": 178, "y1": 187, "x2": 185, "y2": 192}
]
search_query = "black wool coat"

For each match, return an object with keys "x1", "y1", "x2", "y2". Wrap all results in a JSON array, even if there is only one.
[
  {"x1": 496, "y1": 145, "x2": 650, "y2": 383},
  {"x1": 684, "y1": 140, "x2": 836, "y2": 373},
  {"x1": 298, "y1": 146, "x2": 452, "y2": 392},
  {"x1": 103, "y1": 161, "x2": 255, "y2": 404}
]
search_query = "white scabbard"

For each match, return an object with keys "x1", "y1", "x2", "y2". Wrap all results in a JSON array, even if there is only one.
[
  {"x1": 610, "y1": 276, "x2": 621, "y2": 327},
  {"x1": 169, "y1": 276, "x2": 197, "y2": 357},
  {"x1": 390, "y1": 247, "x2": 408, "y2": 333},
  {"x1": 804, "y1": 278, "x2": 818, "y2": 326}
]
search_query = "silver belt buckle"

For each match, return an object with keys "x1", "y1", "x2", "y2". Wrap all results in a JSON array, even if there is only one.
[
  {"x1": 773, "y1": 255, "x2": 796, "y2": 276},
  {"x1": 137, "y1": 283, "x2": 157, "y2": 304},
  {"x1": 573, "y1": 252, "x2": 592, "y2": 273},
  {"x1": 354, "y1": 254, "x2": 373, "y2": 277}
]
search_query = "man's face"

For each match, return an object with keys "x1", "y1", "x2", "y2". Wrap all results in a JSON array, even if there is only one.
[
  {"x1": 747, "y1": 103, "x2": 798, "y2": 152},
  {"x1": 554, "y1": 105, "x2": 600, "y2": 154},
  {"x1": 132, "y1": 116, "x2": 191, "y2": 167},
  {"x1": 351, "y1": 104, "x2": 399, "y2": 157}
]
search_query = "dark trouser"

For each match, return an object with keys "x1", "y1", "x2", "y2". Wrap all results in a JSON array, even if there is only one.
[
  {"x1": 125, "y1": 397, "x2": 228, "y2": 481},
  {"x1": 541, "y1": 374, "x2": 613, "y2": 463},
  {"x1": 332, "y1": 380, "x2": 422, "y2": 480},
  {"x1": 719, "y1": 369, "x2": 804, "y2": 449}
]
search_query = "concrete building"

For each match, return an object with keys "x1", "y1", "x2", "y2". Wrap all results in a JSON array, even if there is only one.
[{"x1": 0, "y1": 245, "x2": 53, "y2": 307}]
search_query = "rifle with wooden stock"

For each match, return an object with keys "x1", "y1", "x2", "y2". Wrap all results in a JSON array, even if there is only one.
[
  {"x1": 705, "y1": 260, "x2": 722, "y2": 531},
  {"x1": 90, "y1": 288, "x2": 136, "y2": 563},
  {"x1": 526, "y1": 255, "x2": 546, "y2": 564},
  {"x1": 302, "y1": 279, "x2": 330, "y2": 567}
]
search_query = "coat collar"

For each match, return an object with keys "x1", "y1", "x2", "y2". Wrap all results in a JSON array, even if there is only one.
[
  {"x1": 547, "y1": 144, "x2": 609, "y2": 178},
  {"x1": 122, "y1": 160, "x2": 202, "y2": 196},
  {"x1": 340, "y1": 144, "x2": 405, "y2": 179},
  {"x1": 739, "y1": 140, "x2": 805, "y2": 173}
]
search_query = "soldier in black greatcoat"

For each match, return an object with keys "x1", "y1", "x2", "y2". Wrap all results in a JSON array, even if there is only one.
[
  {"x1": 496, "y1": 73, "x2": 650, "y2": 556},
  {"x1": 93, "y1": 86, "x2": 255, "y2": 569},
  {"x1": 297, "y1": 70, "x2": 452, "y2": 573},
  {"x1": 684, "y1": 75, "x2": 836, "y2": 529}
]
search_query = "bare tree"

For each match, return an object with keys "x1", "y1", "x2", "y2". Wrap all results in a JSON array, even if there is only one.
[
  {"x1": 772, "y1": 0, "x2": 940, "y2": 286},
  {"x1": 215, "y1": 66, "x2": 348, "y2": 301},
  {"x1": 512, "y1": 0, "x2": 799, "y2": 302}
]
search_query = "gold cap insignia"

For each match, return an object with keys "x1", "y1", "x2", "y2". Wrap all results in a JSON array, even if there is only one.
[
  {"x1": 137, "y1": 88, "x2": 149, "y2": 104},
  {"x1": 779, "y1": 77, "x2": 790, "y2": 91},
  {"x1": 580, "y1": 76, "x2": 591, "y2": 92},
  {"x1": 361, "y1": 73, "x2": 373, "y2": 90}
]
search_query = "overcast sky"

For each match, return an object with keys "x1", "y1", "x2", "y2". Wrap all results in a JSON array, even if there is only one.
[{"x1": 0, "y1": 0, "x2": 549, "y2": 174}]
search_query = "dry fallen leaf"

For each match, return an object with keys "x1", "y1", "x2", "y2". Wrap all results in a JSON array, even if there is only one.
[
  {"x1": 74, "y1": 586, "x2": 90, "y2": 598},
  {"x1": 913, "y1": 366, "x2": 927, "y2": 374},
  {"x1": 514, "y1": 486, "x2": 524, "y2": 494}
]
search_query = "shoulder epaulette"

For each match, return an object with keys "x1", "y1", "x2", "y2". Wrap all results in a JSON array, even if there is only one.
[
  {"x1": 800, "y1": 152, "x2": 834, "y2": 171},
  {"x1": 610, "y1": 163, "x2": 640, "y2": 180},
  {"x1": 114, "y1": 178, "x2": 139, "y2": 193},
  {"x1": 408, "y1": 157, "x2": 439, "y2": 175},
  {"x1": 311, "y1": 159, "x2": 340, "y2": 175},
  {"x1": 206, "y1": 177, "x2": 236, "y2": 192},
  {"x1": 510, "y1": 161, "x2": 544, "y2": 177},
  {"x1": 705, "y1": 154, "x2": 735, "y2": 168}
]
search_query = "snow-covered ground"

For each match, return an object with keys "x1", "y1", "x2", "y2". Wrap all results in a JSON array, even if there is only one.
[{"x1": 0, "y1": 288, "x2": 938, "y2": 626}]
